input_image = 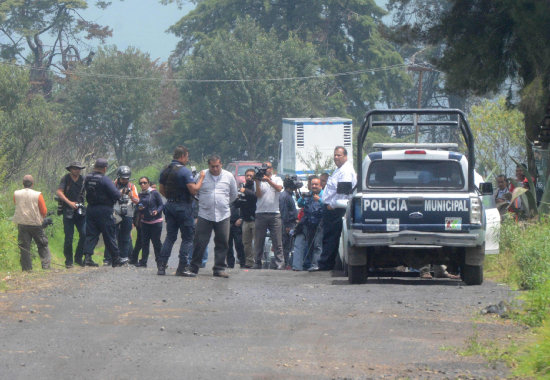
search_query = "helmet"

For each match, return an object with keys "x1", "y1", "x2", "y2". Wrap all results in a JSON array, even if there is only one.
[{"x1": 117, "y1": 165, "x2": 131, "y2": 179}]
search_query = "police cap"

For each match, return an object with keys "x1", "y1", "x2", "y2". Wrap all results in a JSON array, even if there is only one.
[{"x1": 94, "y1": 158, "x2": 108, "y2": 169}]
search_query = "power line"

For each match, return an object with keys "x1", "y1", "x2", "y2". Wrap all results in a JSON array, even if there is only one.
[{"x1": 0, "y1": 60, "x2": 409, "y2": 83}]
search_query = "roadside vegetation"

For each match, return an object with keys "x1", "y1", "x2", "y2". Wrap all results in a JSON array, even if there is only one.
[{"x1": 484, "y1": 217, "x2": 550, "y2": 378}]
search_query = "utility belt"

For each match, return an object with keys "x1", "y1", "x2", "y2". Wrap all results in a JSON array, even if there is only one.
[{"x1": 166, "y1": 197, "x2": 190, "y2": 203}]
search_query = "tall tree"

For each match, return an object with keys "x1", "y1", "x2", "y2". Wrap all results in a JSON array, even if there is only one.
[
  {"x1": 65, "y1": 46, "x2": 162, "y2": 165},
  {"x1": 0, "y1": 64, "x2": 59, "y2": 181},
  {"x1": 0, "y1": 0, "x2": 111, "y2": 94},
  {"x1": 167, "y1": 0, "x2": 411, "y2": 121},
  {"x1": 173, "y1": 17, "x2": 338, "y2": 161},
  {"x1": 387, "y1": 0, "x2": 550, "y2": 174}
]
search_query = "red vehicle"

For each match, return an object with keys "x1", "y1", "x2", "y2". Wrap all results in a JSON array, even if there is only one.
[{"x1": 225, "y1": 161, "x2": 262, "y2": 186}]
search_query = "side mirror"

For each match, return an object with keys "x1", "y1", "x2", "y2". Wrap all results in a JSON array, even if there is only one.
[
  {"x1": 336, "y1": 182, "x2": 353, "y2": 195},
  {"x1": 334, "y1": 199, "x2": 349, "y2": 209},
  {"x1": 479, "y1": 182, "x2": 493, "y2": 195}
]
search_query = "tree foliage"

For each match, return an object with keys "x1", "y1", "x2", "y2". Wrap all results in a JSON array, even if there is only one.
[
  {"x1": 65, "y1": 46, "x2": 162, "y2": 165},
  {"x1": 167, "y1": 0, "x2": 411, "y2": 120},
  {"x1": 173, "y1": 18, "x2": 337, "y2": 161},
  {"x1": 387, "y1": 0, "x2": 550, "y2": 171},
  {"x1": 468, "y1": 97, "x2": 525, "y2": 177},
  {"x1": 0, "y1": 0, "x2": 112, "y2": 94},
  {"x1": 0, "y1": 64, "x2": 60, "y2": 181}
]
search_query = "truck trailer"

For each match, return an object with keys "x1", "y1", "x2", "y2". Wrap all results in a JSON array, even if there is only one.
[{"x1": 277, "y1": 117, "x2": 353, "y2": 178}]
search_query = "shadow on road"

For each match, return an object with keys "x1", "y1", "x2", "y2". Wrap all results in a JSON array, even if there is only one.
[{"x1": 331, "y1": 277, "x2": 464, "y2": 286}]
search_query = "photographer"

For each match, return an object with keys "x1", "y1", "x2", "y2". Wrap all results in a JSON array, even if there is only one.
[
  {"x1": 236, "y1": 169, "x2": 257, "y2": 268},
  {"x1": 295, "y1": 176, "x2": 324, "y2": 271},
  {"x1": 56, "y1": 161, "x2": 86, "y2": 268},
  {"x1": 280, "y1": 176, "x2": 300, "y2": 268},
  {"x1": 253, "y1": 162, "x2": 284, "y2": 269},
  {"x1": 107, "y1": 166, "x2": 139, "y2": 266}
]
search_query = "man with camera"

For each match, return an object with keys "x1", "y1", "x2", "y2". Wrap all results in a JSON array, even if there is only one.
[
  {"x1": 296, "y1": 176, "x2": 324, "y2": 271},
  {"x1": 56, "y1": 161, "x2": 86, "y2": 268},
  {"x1": 107, "y1": 166, "x2": 139, "y2": 265},
  {"x1": 316, "y1": 146, "x2": 357, "y2": 271},
  {"x1": 235, "y1": 169, "x2": 257, "y2": 268},
  {"x1": 13, "y1": 175, "x2": 51, "y2": 271},
  {"x1": 253, "y1": 162, "x2": 284, "y2": 269},
  {"x1": 280, "y1": 176, "x2": 299, "y2": 268},
  {"x1": 82, "y1": 158, "x2": 125, "y2": 267},
  {"x1": 157, "y1": 146, "x2": 205, "y2": 276}
]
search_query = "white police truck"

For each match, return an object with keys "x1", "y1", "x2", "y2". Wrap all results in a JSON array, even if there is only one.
[{"x1": 337, "y1": 109, "x2": 500, "y2": 285}]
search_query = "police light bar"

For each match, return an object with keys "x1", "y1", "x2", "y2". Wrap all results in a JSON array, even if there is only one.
[{"x1": 404, "y1": 150, "x2": 426, "y2": 154}]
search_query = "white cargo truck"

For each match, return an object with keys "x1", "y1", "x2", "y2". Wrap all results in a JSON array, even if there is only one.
[{"x1": 277, "y1": 117, "x2": 353, "y2": 178}]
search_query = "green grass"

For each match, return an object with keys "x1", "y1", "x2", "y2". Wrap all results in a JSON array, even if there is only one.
[{"x1": 481, "y1": 217, "x2": 550, "y2": 378}]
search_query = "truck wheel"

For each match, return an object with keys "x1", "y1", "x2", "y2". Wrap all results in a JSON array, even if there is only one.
[
  {"x1": 462, "y1": 264, "x2": 483, "y2": 285},
  {"x1": 348, "y1": 264, "x2": 367, "y2": 284}
]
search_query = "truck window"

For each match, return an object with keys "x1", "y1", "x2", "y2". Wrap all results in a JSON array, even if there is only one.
[
  {"x1": 238, "y1": 165, "x2": 257, "y2": 176},
  {"x1": 367, "y1": 160, "x2": 465, "y2": 189}
]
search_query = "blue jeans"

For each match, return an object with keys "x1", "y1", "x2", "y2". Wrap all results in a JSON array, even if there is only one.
[
  {"x1": 292, "y1": 233, "x2": 306, "y2": 270},
  {"x1": 159, "y1": 201, "x2": 194, "y2": 267},
  {"x1": 63, "y1": 213, "x2": 86, "y2": 265},
  {"x1": 303, "y1": 223, "x2": 323, "y2": 269}
]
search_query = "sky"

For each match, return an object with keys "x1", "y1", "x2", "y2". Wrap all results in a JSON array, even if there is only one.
[{"x1": 80, "y1": 1, "x2": 195, "y2": 62}]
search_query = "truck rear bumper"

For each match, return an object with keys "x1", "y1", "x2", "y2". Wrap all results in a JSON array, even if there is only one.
[{"x1": 350, "y1": 230, "x2": 481, "y2": 247}]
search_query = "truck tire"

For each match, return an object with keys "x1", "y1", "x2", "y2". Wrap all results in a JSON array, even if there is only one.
[
  {"x1": 462, "y1": 264, "x2": 483, "y2": 285},
  {"x1": 348, "y1": 264, "x2": 367, "y2": 284}
]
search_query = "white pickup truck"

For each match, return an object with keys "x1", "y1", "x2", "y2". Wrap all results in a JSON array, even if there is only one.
[{"x1": 338, "y1": 109, "x2": 500, "y2": 285}]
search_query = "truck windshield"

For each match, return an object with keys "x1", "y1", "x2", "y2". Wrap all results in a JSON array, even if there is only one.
[
  {"x1": 238, "y1": 165, "x2": 257, "y2": 175},
  {"x1": 366, "y1": 160, "x2": 464, "y2": 189}
]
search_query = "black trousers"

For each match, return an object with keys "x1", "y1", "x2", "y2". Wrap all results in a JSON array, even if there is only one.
[
  {"x1": 83, "y1": 205, "x2": 120, "y2": 260},
  {"x1": 317, "y1": 208, "x2": 346, "y2": 270},
  {"x1": 62, "y1": 213, "x2": 86, "y2": 266},
  {"x1": 141, "y1": 222, "x2": 163, "y2": 264},
  {"x1": 226, "y1": 223, "x2": 245, "y2": 268}
]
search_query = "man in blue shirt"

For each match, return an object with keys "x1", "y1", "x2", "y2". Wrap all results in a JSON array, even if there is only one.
[
  {"x1": 157, "y1": 146, "x2": 205, "y2": 276},
  {"x1": 82, "y1": 158, "x2": 125, "y2": 267}
]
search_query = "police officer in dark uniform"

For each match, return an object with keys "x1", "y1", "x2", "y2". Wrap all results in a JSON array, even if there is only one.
[
  {"x1": 82, "y1": 158, "x2": 126, "y2": 267},
  {"x1": 157, "y1": 146, "x2": 205, "y2": 276}
]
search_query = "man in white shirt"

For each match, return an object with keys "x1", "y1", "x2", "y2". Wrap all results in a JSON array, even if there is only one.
[
  {"x1": 253, "y1": 162, "x2": 284, "y2": 269},
  {"x1": 189, "y1": 155, "x2": 238, "y2": 277},
  {"x1": 316, "y1": 146, "x2": 357, "y2": 271}
]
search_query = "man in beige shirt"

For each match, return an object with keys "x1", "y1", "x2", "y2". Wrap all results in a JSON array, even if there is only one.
[{"x1": 13, "y1": 175, "x2": 51, "y2": 271}]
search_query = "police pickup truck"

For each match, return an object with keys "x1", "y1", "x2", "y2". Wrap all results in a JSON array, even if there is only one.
[{"x1": 337, "y1": 109, "x2": 500, "y2": 285}]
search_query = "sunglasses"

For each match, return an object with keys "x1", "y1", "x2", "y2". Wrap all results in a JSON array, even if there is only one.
[{"x1": 139, "y1": 181, "x2": 148, "y2": 185}]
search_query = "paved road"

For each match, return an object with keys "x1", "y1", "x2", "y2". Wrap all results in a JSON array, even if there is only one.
[{"x1": 0, "y1": 260, "x2": 517, "y2": 379}]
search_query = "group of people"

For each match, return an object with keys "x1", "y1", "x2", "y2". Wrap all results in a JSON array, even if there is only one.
[
  {"x1": 12, "y1": 145, "x2": 357, "y2": 277},
  {"x1": 493, "y1": 164, "x2": 543, "y2": 221}
]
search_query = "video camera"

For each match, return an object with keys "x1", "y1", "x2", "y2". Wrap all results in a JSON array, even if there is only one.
[
  {"x1": 254, "y1": 164, "x2": 269, "y2": 180},
  {"x1": 42, "y1": 217, "x2": 53, "y2": 228},
  {"x1": 283, "y1": 175, "x2": 303, "y2": 191}
]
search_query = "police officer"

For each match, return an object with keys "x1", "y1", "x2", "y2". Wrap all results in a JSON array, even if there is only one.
[
  {"x1": 81, "y1": 158, "x2": 126, "y2": 267},
  {"x1": 106, "y1": 166, "x2": 139, "y2": 265},
  {"x1": 56, "y1": 161, "x2": 86, "y2": 268},
  {"x1": 157, "y1": 146, "x2": 205, "y2": 276}
]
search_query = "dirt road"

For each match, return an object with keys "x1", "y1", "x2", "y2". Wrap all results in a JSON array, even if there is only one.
[{"x1": 0, "y1": 262, "x2": 517, "y2": 379}]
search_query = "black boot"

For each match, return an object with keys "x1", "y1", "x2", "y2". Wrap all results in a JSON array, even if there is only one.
[
  {"x1": 112, "y1": 257, "x2": 129, "y2": 267},
  {"x1": 84, "y1": 255, "x2": 98, "y2": 267},
  {"x1": 75, "y1": 256, "x2": 84, "y2": 267},
  {"x1": 157, "y1": 263, "x2": 166, "y2": 275}
]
